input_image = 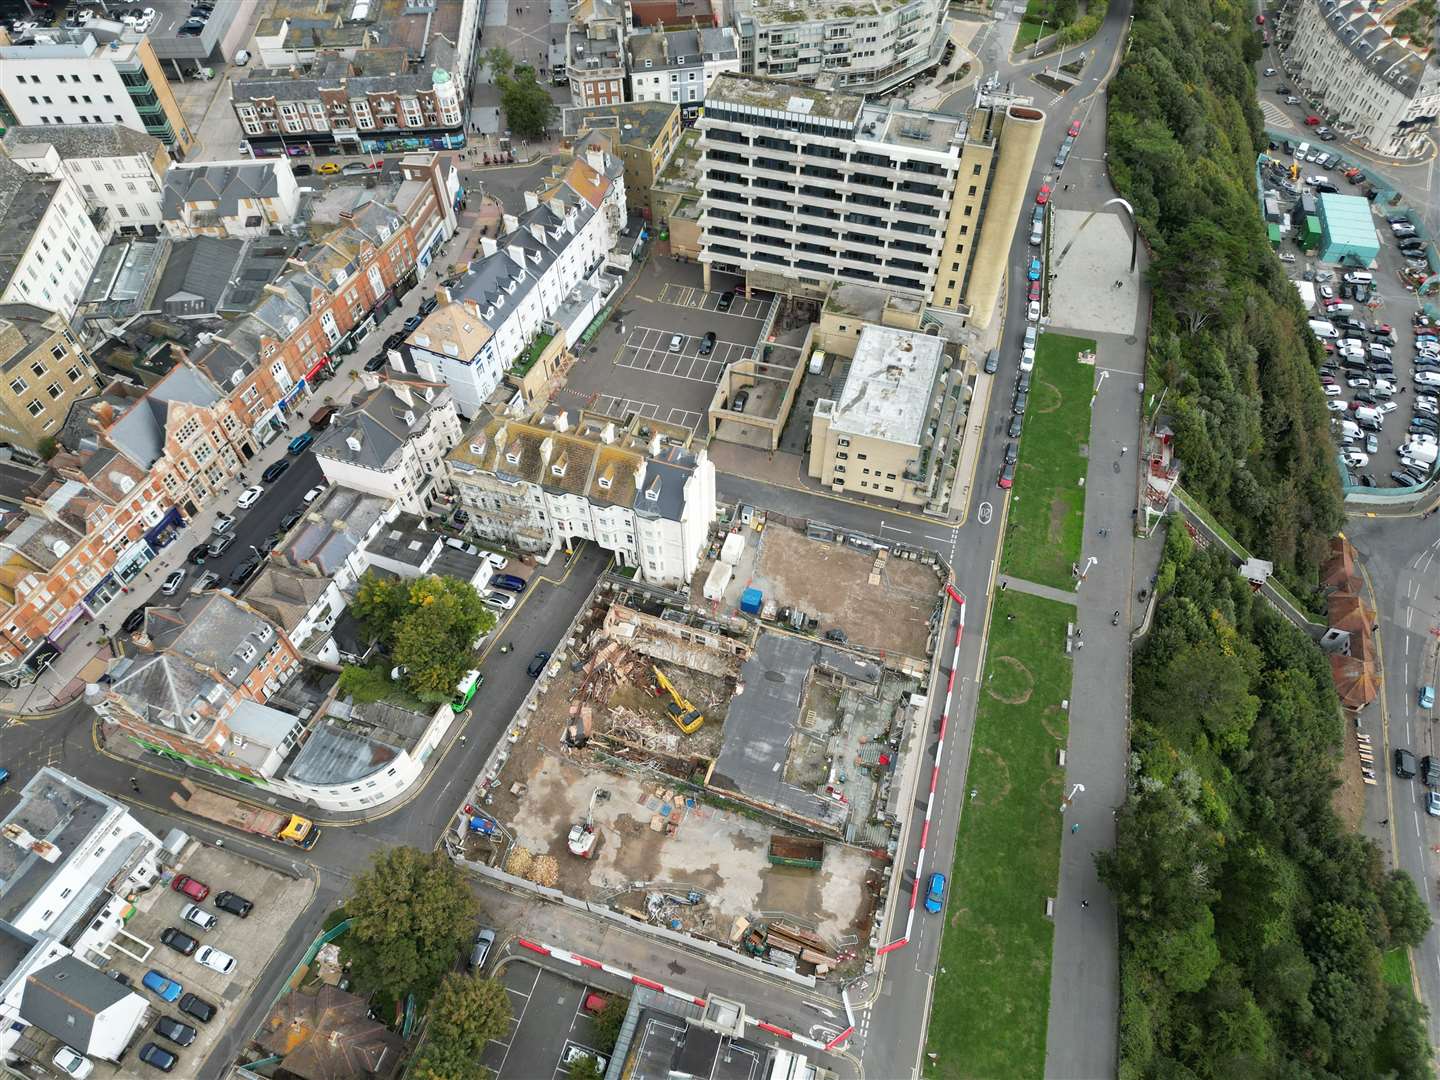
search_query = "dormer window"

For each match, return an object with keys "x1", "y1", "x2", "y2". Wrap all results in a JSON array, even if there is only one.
[
  {"x1": 598, "y1": 475, "x2": 612, "y2": 490},
  {"x1": 645, "y1": 483, "x2": 660, "y2": 502},
  {"x1": 238, "y1": 643, "x2": 256, "y2": 663},
  {"x1": 505, "y1": 450, "x2": 521, "y2": 466},
  {"x1": 552, "y1": 462, "x2": 566, "y2": 477}
]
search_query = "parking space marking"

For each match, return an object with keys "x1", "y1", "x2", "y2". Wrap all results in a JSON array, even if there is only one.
[
  {"x1": 615, "y1": 325, "x2": 753, "y2": 384},
  {"x1": 485, "y1": 966, "x2": 540, "y2": 1071},
  {"x1": 656, "y1": 283, "x2": 770, "y2": 320},
  {"x1": 589, "y1": 395, "x2": 705, "y2": 430}
]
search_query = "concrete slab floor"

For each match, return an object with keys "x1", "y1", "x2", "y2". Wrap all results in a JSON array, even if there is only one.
[{"x1": 1046, "y1": 207, "x2": 1141, "y2": 337}]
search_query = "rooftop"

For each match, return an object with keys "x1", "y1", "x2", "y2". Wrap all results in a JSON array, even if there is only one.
[
  {"x1": 283, "y1": 486, "x2": 392, "y2": 578},
  {"x1": 705, "y1": 73, "x2": 864, "y2": 124},
  {"x1": 232, "y1": 37, "x2": 461, "y2": 103},
  {"x1": 653, "y1": 128, "x2": 704, "y2": 199},
  {"x1": 286, "y1": 696, "x2": 435, "y2": 786},
  {"x1": 362, "y1": 513, "x2": 440, "y2": 568},
  {"x1": 562, "y1": 101, "x2": 680, "y2": 147},
  {"x1": 3, "y1": 124, "x2": 164, "y2": 162},
  {"x1": 825, "y1": 324, "x2": 945, "y2": 446},
  {"x1": 626, "y1": 26, "x2": 738, "y2": 70},
  {"x1": 0, "y1": 155, "x2": 60, "y2": 299},
  {"x1": 740, "y1": 0, "x2": 926, "y2": 21},
  {"x1": 1314, "y1": 0, "x2": 1439, "y2": 94},
  {"x1": 161, "y1": 160, "x2": 286, "y2": 221},
  {"x1": 313, "y1": 377, "x2": 449, "y2": 473},
  {"x1": 1319, "y1": 191, "x2": 1381, "y2": 246}
]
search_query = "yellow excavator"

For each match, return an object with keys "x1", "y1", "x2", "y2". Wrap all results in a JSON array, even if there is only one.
[{"x1": 653, "y1": 666, "x2": 704, "y2": 734}]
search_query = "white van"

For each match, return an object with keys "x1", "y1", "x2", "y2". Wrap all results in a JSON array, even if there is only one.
[
  {"x1": 1295, "y1": 142, "x2": 1311, "y2": 159},
  {"x1": 1308, "y1": 319, "x2": 1338, "y2": 339},
  {"x1": 1343, "y1": 271, "x2": 1373, "y2": 285},
  {"x1": 1339, "y1": 420, "x2": 1361, "y2": 440},
  {"x1": 1353, "y1": 406, "x2": 1381, "y2": 425},
  {"x1": 1326, "y1": 303, "x2": 1354, "y2": 315}
]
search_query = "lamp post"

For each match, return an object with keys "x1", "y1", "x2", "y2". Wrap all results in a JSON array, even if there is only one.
[{"x1": 1032, "y1": 21, "x2": 1048, "y2": 59}]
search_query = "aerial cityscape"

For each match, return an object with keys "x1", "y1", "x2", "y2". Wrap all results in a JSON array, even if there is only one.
[{"x1": 0, "y1": 0, "x2": 1436, "y2": 1075}]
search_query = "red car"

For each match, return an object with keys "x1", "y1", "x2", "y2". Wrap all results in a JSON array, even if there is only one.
[
  {"x1": 171, "y1": 875, "x2": 209, "y2": 902},
  {"x1": 1304, "y1": 115, "x2": 1321, "y2": 126},
  {"x1": 1067, "y1": 120, "x2": 1081, "y2": 137},
  {"x1": 1376, "y1": 323, "x2": 1393, "y2": 335},
  {"x1": 1035, "y1": 184, "x2": 1051, "y2": 205},
  {"x1": 1027, "y1": 281, "x2": 1041, "y2": 301}
]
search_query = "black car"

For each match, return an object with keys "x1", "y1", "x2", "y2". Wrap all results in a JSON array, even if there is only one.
[
  {"x1": 984, "y1": 350, "x2": 1000, "y2": 374},
  {"x1": 139, "y1": 1043, "x2": 177, "y2": 1072},
  {"x1": 419, "y1": 296, "x2": 439, "y2": 316},
  {"x1": 215, "y1": 891, "x2": 253, "y2": 917},
  {"x1": 527, "y1": 651, "x2": 551, "y2": 678},
  {"x1": 1392, "y1": 469, "x2": 1421, "y2": 485},
  {"x1": 293, "y1": 164, "x2": 313, "y2": 176},
  {"x1": 154, "y1": 1016, "x2": 197, "y2": 1047},
  {"x1": 364, "y1": 353, "x2": 388, "y2": 372},
  {"x1": 261, "y1": 459, "x2": 291, "y2": 483},
  {"x1": 383, "y1": 331, "x2": 405, "y2": 351},
  {"x1": 122, "y1": 607, "x2": 148, "y2": 633},
  {"x1": 160, "y1": 927, "x2": 197, "y2": 956},
  {"x1": 823, "y1": 627, "x2": 847, "y2": 643},
  {"x1": 403, "y1": 315, "x2": 424, "y2": 332},
  {"x1": 1396, "y1": 748, "x2": 1419, "y2": 778},
  {"x1": 230, "y1": 557, "x2": 261, "y2": 586},
  {"x1": 178, "y1": 993, "x2": 216, "y2": 1023},
  {"x1": 108, "y1": 970, "x2": 132, "y2": 986},
  {"x1": 1016, "y1": 369, "x2": 1032, "y2": 393},
  {"x1": 698, "y1": 331, "x2": 717, "y2": 357},
  {"x1": 1282, "y1": 139, "x2": 1294, "y2": 154},
  {"x1": 187, "y1": 543, "x2": 210, "y2": 565},
  {"x1": 1423, "y1": 755, "x2": 1440, "y2": 787},
  {"x1": 717, "y1": 290, "x2": 736, "y2": 312},
  {"x1": 1004, "y1": 440, "x2": 1018, "y2": 465},
  {"x1": 279, "y1": 509, "x2": 304, "y2": 532},
  {"x1": 1008, "y1": 413, "x2": 1024, "y2": 438},
  {"x1": 1012, "y1": 390, "x2": 1028, "y2": 415}
]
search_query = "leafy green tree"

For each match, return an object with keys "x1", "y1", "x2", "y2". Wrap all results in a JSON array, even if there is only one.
[
  {"x1": 483, "y1": 45, "x2": 514, "y2": 80},
  {"x1": 592, "y1": 994, "x2": 630, "y2": 1052},
  {"x1": 496, "y1": 65, "x2": 555, "y2": 141},
  {"x1": 1379, "y1": 871, "x2": 1432, "y2": 949},
  {"x1": 391, "y1": 576, "x2": 496, "y2": 698},
  {"x1": 351, "y1": 570, "x2": 408, "y2": 647},
  {"x1": 413, "y1": 973, "x2": 512, "y2": 1080},
  {"x1": 344, "y1": 847, "x2": 478, "y2": 998},
  {"x1": 565, "y1": 1055, "x2": 604, "y2": 1080}
]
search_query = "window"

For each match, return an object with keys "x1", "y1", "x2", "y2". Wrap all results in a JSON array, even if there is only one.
[
  {"x1": 973, "y1": 163, "x2": 982, "y2": 174},
  {"x1": 66, "y1": 366, "x2": 81, "y2": 382},
  {"x1": 29, "y1": 362, "x2": 44, "y2": 378},
  {"x1": 47, "y1": 383, "x2": 62, "y2": 399},
  {"x1": 9, "y1": 378, "x2": 26, "y2": 396},
  {"x1": 51, "y1": 344, "x2": 66, "y2": 362},
  {"x1": 26, "y1": 401, "x2": 43, "y2": 417}
]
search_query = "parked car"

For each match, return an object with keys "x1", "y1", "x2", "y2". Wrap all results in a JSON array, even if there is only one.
[
  {"x1": 143, "y1": 971, "x2": 183, "y2": 1002},
  {"x1": 179, "y1": 904, "x2": 216, "y2": 932},
  {"x1": 698, "y1": 331, "x2": 717, "y2": 356},
  {"x1": 52, "y1": 1047, "x2": 94, "y2": 1078},
  {"x1": 997, "y1": 461, "x2": 1016, "y2": 489},
  {"x1": 1396, "y1": 747, "x2": 1419, "y2": 778},
  {"x1": 153, "y1": 1016, "x2": 197, "y2": 1048},
  {"x1": 482, "y1": 590, "x2": 516, "y2": 611},
  {"x1": 160, "y1": 928, "x2": 197, "y2": 956},
  {"x1": 279, "y1": 509, "x2": 304, "y2": 532},
  {"x1": 717, "y1": 290, "x2": 736, "y2": 312},
  {"x1": 1422, "y1": 685, "x2": 1436, "y2": 710},
  {"x1": 178, "y1": 994, "x2": 216, "y2": 1023},
  {"x1": 490, "y1": 573, "x2": 526, "y2": 592},
  {"x1": 194, "y1": 946, "x2": 236, "y2": 975},
  {"x1": 287, "y1": 432, "x2": 314, "y2": 455},
  {"x1": 187, "y1": 543, "x2": 210, "y2": 565},
  {"x1": 469, "y1": 928, "x2": 496, "y2": 970},
  {"x1": 303, "y1": 485, "x2": 326, "y2": 504},
  {"x1": 212, "y1": 514, "x2": 236, "y2": 534},
  {"x1": 137, "y1": 1044, "x2": 177, "y2": 1073},
  {"x1": 668, "y1": 333, "x2": 685, "y2": 353},
  {"x1": 206, "y1": 534, "x2": 236, "y2": 559},
  {"x1": 1035, "y1": 184, "x2": 1051, "y2": 205},
  {"x1": 171, "y1": 875, "x2": 209, "y2": 902},
  {"x1": 230, "y1": 557, "x2": 261, "y2": 586},
  {"x1": 122, "y1": 606, "x2": 149, "y2": 633},
  {"x1": 214, "y1": 891, "x2": 253, "y2": 917},
  {"x1": 1027, "y1": 257, "x2": 1042, "y2": 281},
  {"x1": 261, "y1": 459, "x2": 290, "y2": 483},
  {"x1": 235, "y1": 485, "x2": 264, "y2": 509},
  {"x1": 159, "y1": 569, "x2": 186, "y2": 596},
  {"x1": 527, "y1": 651, "x2": 551, "y2": 677},
  {"x1": 483, "y1": 552, "x2": 510, "y2": 571},
  {"x1": 193, "y1": 570, "x2": 221, "y2": 592},
  {"x1": 363, "y1": 353, "x2": 388, "y2": 372}
]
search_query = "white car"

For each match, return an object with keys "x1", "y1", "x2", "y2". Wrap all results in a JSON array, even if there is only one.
[
  {"x1": 1346, "y1": 377, "x2": 1370, "y2": 388},
  {"x1": 1323, "y1": 383, "x2": 1342, "y2": 396},
  {"x1": 1304, "y1": 175, "x2": 1329, "y2": 186},
  {"x1": 195, "y1": 945, "x2": 237, "y2": 975},
  {"x1": 1027, "y1": 300, "x2": 1041, "y2": 322},
  {"x1": 160, "y1": 569, "x2": 186, "y2": 596},
  {"x1": 1342, "y1": 451, "x2": 1369, "y2": 467},
  {"x1": 1278, "y1": 252, "x2": 1297, "y2": 263},
  {"x1": 52, "y1": 1047, "x2": 94, "y2": 1079},
  {"x1": 444, "y1": 537, "x2": 480, "y2": 556},
  {"x1": 1019, "y1": 347, "x2": 1035, "y2": 372},
  {"x1": 483, "y1": 552, "x2": 510, "y2": 571},
  {"x1": 1327, "y1": 399, "x2": 1348, "y2": 412},
  {"x1": 1377, "y1": 400, "x2": 1399, "y2": 415},
  {"x1": 1319, "y1": 285, "x2": 1335, "y2": 299},
  {"x1": 302, "y1": 485, "x2": 326, "y2": 504},
  {"x1": 180, "y1": 902, "x2": 217, "y2": 932},
  {"x1": 482, "y1": 590, "x2": 516, "y2": 611},
  {"x1": 1405, "y1": 434, "x2": 1438, "y2": 446},
  {"x1": 1416, "y1": 399, "x2": 1439, "y2": 416},
  {"x1": 1416, "y1": 371, "x2": 1440, "y2": 386},
  {"x1": 561, "y1": 1047, "x2": 609, "y2": 1073},
  {"x1": 1374, "y1": 378, "x2": 1397, "y2": 394},
  {"x1": 235, "y1": 485, "x2": 264, "y2": 509}
]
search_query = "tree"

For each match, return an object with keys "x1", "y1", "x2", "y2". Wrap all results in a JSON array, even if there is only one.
[
  {"x1": 1379, "y1": 871, "x2": 1431, "y2": 949},
  {"x1": 413, "y1": 973, "x2": 512, "y2": 1080},
  {"x1": 566, "y1": 1054, "x2": 604, "y2": 1080},
  {"x1": 591, "y1": 994, "x2": 630, "y2": 1053},
  {"x1": 496, "y1": 66, "x2": 555, "y2": 141},
  {"x1": 351, "y1": 570, "x2": 407, "y2": 647},
  {"x1": 35, "y1": 436, "x2": 57, "y2": 460},
  {"x1": 344, "y1": 847, "x2": 479, "y2": 998},
  {"x1": 483, "y1": 45, "x2": 514, "y2": 81},
  {"x1": 391, "y1": 576, "x2": 496, "y2": 698}
]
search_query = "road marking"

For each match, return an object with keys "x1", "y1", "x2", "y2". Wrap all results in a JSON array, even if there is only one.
[
  {"x1": 879, "y1": 520, "x2": 912, "y2": 535},
  {"x1": 977, "y1": 501, "x2": 993, "y2": 525}
]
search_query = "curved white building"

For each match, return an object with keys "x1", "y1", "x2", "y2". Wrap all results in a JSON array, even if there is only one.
[{"x1": 1284, "y1": 0, "x2": 1440, "y2": 158}]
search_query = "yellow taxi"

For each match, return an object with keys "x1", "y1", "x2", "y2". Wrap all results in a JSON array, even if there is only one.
[{"x1": 317, "y1": 161, "x2": 340, "y2": 174}]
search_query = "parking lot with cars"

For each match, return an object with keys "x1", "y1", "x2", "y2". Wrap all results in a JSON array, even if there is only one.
[
  {"x1": 80, "y1": 840, "x2": 309, "y2": 1077},
  {"x1": 559, "y1": 261, "x2": 770, "y2": 430},
  {"x1": 481, "y1": 964, "x2": 612, "y2": 1080}
]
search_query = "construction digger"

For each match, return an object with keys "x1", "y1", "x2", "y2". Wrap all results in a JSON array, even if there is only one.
[
  {"x1": 652, "y1": 666, "x2": 705, "y2": 734},
  {"x1": 567, "y1": 788, "x2": 610, "y2": 858}
]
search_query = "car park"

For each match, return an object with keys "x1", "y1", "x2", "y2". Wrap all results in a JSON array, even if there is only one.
[
  {"x1": 154, "y1": 1016, "x2": 197, "y2": 1048},
  {"x1": 214, "y1": 891, "x2": 253, "y2": 917}
]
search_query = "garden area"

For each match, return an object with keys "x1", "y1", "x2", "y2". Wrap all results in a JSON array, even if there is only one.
[
  {"x1": 925, "y1": 587, "x2": 1073, "y2": 1078},
  {"x1": 999, "y1": 332, "x2": 1097, "y2": 591}
]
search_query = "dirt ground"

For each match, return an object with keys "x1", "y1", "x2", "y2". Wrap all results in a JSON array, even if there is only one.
[
  {"x1": 1332, "y1": 723, "x2": 1374, "y2": 831},
  {"x1": 710, "y1": 525, "x2": 941, "y2": 659},
  {"x1": 500, "y1": 754, "x2": 875, "y2": 948}
]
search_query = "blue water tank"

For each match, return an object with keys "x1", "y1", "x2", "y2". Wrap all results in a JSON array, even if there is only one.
[{"x1": 740, "y1": 587, "x2": 763, "y2": 614}]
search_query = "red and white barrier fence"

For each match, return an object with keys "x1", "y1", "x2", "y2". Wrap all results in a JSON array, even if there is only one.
[
  {"x1": 518, "y1": 937, "x2": 830, "y2": 1051},
  {"x1": 878, "y1": 583, "x2": 967, "y2": 957}
]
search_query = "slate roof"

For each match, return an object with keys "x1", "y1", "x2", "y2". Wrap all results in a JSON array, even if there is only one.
[
  {"x1": 563, "y1": 101, "x2": 678, "y2": 147},
  {"x1": 0, "y1": 154, "x2": 60, "y2": 298},
  {"x1": 259, "y1": 985, "x2": 404, "y2": 1080},
  {"x1": 143, "y1": 591, "x2": 279, "y2": 684},
  {"x1": 284, "y1": 486, "x2": 391, "y2": 577},
  {"x1": 245, "y1": 564, "x2": 331, "y2": 636},
  {"x1": 3, "y1": 123, "x2": 163, "y2": 162},
  {"x1": 286, "y1": 698, "x2": 432, "y2": 785},
  {"x1": 154, "y1": 236, "x2": 247, "y2": 316},
  {"x1": 20, "y1": 956, "x2": 134, "y2": 1048},
  {"x1": 313, "y1": 379, "x2": 446, "y2": 471},
  {"x1": 162, "y1": 162, "x2": 283, "y2": 220}
]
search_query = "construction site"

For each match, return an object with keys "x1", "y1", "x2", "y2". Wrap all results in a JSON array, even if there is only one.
[{"x1": 463, "y1": 515, "x2": 947, "y2": 974}]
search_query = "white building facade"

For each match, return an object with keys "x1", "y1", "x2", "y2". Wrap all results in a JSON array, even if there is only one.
[
  {"x1": 1283, "y1": 0, "x2": 1440, "y2": 158},
  {"x1": 627, "y1": 27, "x2": 741, "y2": 119},
  {"x1": 0, "y1": 158, "x2": 105, "y2": 318},
  {"x1": 2, "y1": 125, "x2": 169, "y2": 237}
]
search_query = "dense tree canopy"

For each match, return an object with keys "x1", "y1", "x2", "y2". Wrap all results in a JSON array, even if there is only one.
[
  {"x1": 1104, "y1": 525, "x2": 1432, "y2": 1078},
  {"x1": 352, "y1": 571, "x2": 495, "y2": 699},
  {"x1": 1109, "y1": 0, "x2": 1343, "y2": 600},
  {"x1": 412, "y1": 972, "x2": 512, "y2": 1080}
]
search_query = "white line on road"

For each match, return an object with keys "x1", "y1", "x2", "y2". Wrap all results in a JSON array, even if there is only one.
[{"x1": 880, "y1": 521, "x2": 912, "y2": 535}]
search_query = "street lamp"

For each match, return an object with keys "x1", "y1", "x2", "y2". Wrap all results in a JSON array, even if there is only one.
[{"x1": 1032, "y1": 21, "x2": 1048, "y2": 60}]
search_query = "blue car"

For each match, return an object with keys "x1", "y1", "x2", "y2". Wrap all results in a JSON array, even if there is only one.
[
  {"x1": 1027, "y1": 258, "x2": 1042, "y2": 282},
  {"x1": 924, "y1": 872, "x2": 946, "y2": 913},
  {"x1": 143, "y1": 970, "x2": 183, "y2": 1003},
  {"x1": 287, "y1": 432, "x2": 314, "y2": 456},
  {"x1": 1422, "y1": 685, "x2": 1436, "y2": 710}
]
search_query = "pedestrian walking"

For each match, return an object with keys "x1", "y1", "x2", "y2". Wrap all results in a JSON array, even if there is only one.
[
  {"x1": 1071, "y1": 823, "x2": 1080, "y2": 834},
  {"x1": 1380, "y1": 818, "x2": 1389, "y2": 825},
  {"x1": 1081, "y1": 899, "x2": 1090, "y2": 909},
  {"x1": 128, "y1": 777, "x2": 140, "y2": 794}
]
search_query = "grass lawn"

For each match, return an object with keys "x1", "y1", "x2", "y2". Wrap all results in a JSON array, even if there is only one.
[
  {"x1": 925, "y1": 587, "x2": 1073, "y2": 1079},
  {"x1": 1014, "y1": 19, "x2": 1046, "y2": 47},
  {"x1": 999, "y1": 332, "x2": 1097, "y2": 591},
  {"x1": 1381, "y1": 947, "x2": 1413, "y2": 989}
]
